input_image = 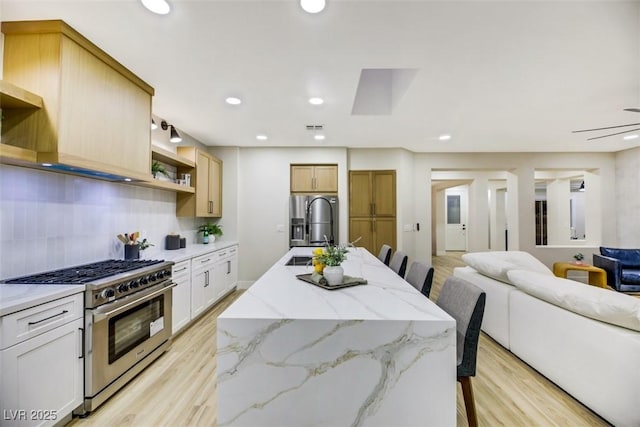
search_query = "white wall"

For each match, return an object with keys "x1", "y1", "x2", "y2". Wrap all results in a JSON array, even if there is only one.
[
  {"x1": 237, "y1": 147, "x2": 348, "y2": 282},
  {"x1": 0, "y1": 164, "x2": 200, "y2": 279},
  {"x1": 615, "y1": 146, "x2": 640, "y2": 246},
  {"x1": 348, "y1": 148, "x2": 417, "y2": 260}
]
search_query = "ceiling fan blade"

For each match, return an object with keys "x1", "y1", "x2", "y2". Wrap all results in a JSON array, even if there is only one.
[
  {"x1": 572, "y1": 122, "x2": 640, "y2": 133},
  {"x1": 624, "y1": 108, "x2": 640, "y2": 113},
  {"x1": 586, "y1": 127, "x2": 640, "y2": 141}
]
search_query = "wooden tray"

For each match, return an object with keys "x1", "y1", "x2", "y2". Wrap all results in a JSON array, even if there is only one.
[{"x1": 296, "y1": 273, "x2": 367, "y2": 290}]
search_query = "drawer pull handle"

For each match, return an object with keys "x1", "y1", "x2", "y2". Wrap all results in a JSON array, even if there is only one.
[
  {"x1": 28, "y1": 310, "x2": 69, "y2": 325},
  {"x1": 174, "y1": 266, "x2": 188, "y2": 272},
  {"x1": 201, "y1": 258, "x2": 211, "y2": 263}
]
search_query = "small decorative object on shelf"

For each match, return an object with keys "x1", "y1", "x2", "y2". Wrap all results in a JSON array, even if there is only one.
[
  {"x1": 314, "y1": 243, "x2": 349, "y2": 285},
  {"x1": 573, "y1": 252, "x2": 584, "y2": 264},
  {"x1": 151, "y1": 160, "x2": 170, "y2": 179},
  {"x1": 198, "y1": 222, "x2": 223, "y2": 244}
]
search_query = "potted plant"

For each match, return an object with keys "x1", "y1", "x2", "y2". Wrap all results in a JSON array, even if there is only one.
[
  {"x1": 151, "y1": 160, "x2": 170, "y2": 179},
  {"x1": 314, "y1": 244, "x2": 349, "y2": 285},
  {"x1": 573, "y1": 252, "x2": 584, "y2": 264},
  {"x1": 198, "y1": 222, "x2": 223, "y2": 244}
]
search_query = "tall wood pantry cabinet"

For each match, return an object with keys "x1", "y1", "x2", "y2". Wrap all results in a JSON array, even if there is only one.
[
  {"x1": 349, "y1": 170, "x2": 397, "y2": 255},
  {"x1": 176, "y1": 147, "x2": 222, "y2": 217},
  {"x1": 290, "y1": 164, "x2": 338, "y2": 193}
]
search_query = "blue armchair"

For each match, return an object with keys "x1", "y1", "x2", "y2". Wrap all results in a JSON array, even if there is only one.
[{"x1": 593, "y1": 247, "x2": 640, "y2": 292}]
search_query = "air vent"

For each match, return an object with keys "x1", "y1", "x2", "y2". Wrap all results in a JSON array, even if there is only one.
[{"x1": 306, "y1": 125, "x2": 323, "y2": 131}]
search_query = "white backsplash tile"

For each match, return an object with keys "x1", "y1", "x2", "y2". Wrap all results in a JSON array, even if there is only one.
[{"x1": 0, "y1": 165, "x2": 200, "y2": 279}]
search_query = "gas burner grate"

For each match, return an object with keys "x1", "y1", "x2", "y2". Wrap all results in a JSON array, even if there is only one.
[{"x1": 3, "y1": 259, "x2": 164, "y2": 284}]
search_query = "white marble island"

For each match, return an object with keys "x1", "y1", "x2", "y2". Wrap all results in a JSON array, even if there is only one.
[{"x1": 217, "y1": 247, "x2": 456, "y2": 427}]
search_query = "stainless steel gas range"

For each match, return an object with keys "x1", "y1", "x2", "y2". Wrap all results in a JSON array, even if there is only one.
[{"x1": 3, "y1": 259, "x2": 175, "y2": 414}]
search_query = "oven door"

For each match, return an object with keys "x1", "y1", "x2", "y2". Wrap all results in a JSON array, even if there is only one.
[{"x1": 86, "y1": 281, "x2": 175, "y2": 397}]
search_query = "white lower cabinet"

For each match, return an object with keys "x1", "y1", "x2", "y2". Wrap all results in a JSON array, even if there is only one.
[
  {"x1": 0, "y1": 294, "x2": 84, "y2": 427},
  {"x1": 214, "y1": 246, "x2": 238, "y2": 299},
  {"x1": 171, "y1": 260, "x2": 192, "y2": 334},
  {"x1": 190, "y1": 252, "x2": 216, "y2": 319},
  {"x1": 175, "y1": 245, "x2": 239, "y2": 329}
]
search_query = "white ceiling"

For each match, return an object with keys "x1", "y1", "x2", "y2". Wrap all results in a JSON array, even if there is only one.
[{"x1": 3, "y1": 0, "x2": 640, "y2": 153}]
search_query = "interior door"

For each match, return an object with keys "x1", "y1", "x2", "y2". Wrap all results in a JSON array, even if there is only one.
[{"x1": 445, "y1": 188, "x2": 467, "y2": 251}]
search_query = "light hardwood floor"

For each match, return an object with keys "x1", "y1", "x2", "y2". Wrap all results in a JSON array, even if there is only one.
[{"x1": 69, "y1": 253, "x2": 610, "y2": 427}]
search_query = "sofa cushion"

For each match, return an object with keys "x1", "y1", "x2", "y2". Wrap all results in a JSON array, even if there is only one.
[
  {"x1": 461, "y1": 251, "x2": 552, "y2": 284},
  {"x1": 507, "y1": 269, "x2": 640, "y2": 332},
  {"x1": 622, "y1": 269, "x2": 640, "y2": 285},
  {"x1": 600, "y1": 247, "x2": 640, "y2": 268}
]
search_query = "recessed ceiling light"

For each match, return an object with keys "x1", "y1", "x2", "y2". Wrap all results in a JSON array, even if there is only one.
[
  {"x1": 623, "y1": 134, "x2": 639, "y2": 140},
  {"x1": 309, "y1": 97, "x2": 324, "y2": 105},
  {"x1": 256, "y1": 135, "x2": 268, "y2": 141},
  {"x1": 124, "y1": 178, "x2": 133, "y2": 182},
  {"x1": 141, "y1": 0, "x2": 170, "y2": 15},
  {"x1": 300, "y1": 0, "x2": 326, "y2": 13},
  {"x1": 314, "y1": 134, "x2": 326, "y2": 141},
  {"x1": 41, "y1": 163, "x2": 52, "y2": 167},
  {"x1": 438, "y1": 134, "x2": 452, "y2": 141},
  {"x1": 225, "y1": 97, "x2": 242, "y2": 105}
]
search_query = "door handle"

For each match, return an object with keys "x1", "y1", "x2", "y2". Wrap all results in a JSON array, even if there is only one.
[
  {"x1": 227, "y1": 260, "x2": 231, "y2": 275},
  {"x1": 204, "y1": 270, "x2": 210, "y2": 287},
  {"x1": 78, "y1": 327, "x2": 85, "y2": 359}
]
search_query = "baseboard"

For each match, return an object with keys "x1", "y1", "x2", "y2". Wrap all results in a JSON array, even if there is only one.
[{"x1": 237, "y1": 280, "x2": 254, "y2": 290}]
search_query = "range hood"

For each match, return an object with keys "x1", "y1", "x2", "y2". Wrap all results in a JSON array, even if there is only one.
[{"x1": 1, "y1": 20, "x2": 154, "y2": 184}]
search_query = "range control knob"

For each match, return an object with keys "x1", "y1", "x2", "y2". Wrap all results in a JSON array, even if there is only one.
[
  {"x1": 117, "y1": 283, "x2": 129, "y2": 293},
  {"x1": 139, "y1": 276, "x2": 149, "y2": 285},
  {"x1": 129, "y1": 280, "x2": 139, "y2": 289},
  {"x1": 156, "y1": 271, "x2": 165, "y2": 280},
  {"x1": 101, "y1": 288, "x2": 115, "y2": 299},
  {"x1": 149, "y1": 273, "x2": 158, "y2": 282}
]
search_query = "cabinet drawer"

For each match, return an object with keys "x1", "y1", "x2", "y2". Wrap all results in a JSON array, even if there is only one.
[
  {"x1": 172, "y1": 260, "x2": 191, "y2": 282},
  {"x1": 215, "y1": 246, "x2": 238, "y2": 261},
  {"x1": 192, "y1": 252, "x2": 216, "y2": 273},
  {"x1": 0, "y1": 293, "x2": 83, "y2": 350}
]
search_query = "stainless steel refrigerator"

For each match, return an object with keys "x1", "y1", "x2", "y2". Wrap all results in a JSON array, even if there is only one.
[{"x1": 289, "y1": 195, "x2": 338, "y2": 247}]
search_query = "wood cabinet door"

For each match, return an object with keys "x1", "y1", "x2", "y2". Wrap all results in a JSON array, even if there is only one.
[
  {"x1": 374, "y1": 218, "x2": 396, "y2": 251},
  {"x1": 195, "y1": 152, "x2": 211, "y2": 217},
  {"x1": 349, "y1": 218, "x2": 374, "y2": 254},
  {"x1": 373, "y1": 171, "x2": 396, "y2": 217},
  {"x1": 349, "y1": 171, "x2": 373, "y2": 217},
  {"x1": 209, "y1": 156, "x2": 222, "y2": 217},
  {"x1": 314, "y1": 165, "x2": 338, "y2": 193},
  {"x1": 291, "y1": 165, "x2": 314, "y2": 192}
]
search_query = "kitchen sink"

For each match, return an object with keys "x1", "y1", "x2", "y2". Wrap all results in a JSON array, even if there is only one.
[{"x1": 285, "y1": 256, "x2": 313, "y2": 266}]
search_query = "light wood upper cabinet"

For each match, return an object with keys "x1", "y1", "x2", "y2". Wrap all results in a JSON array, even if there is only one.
[
  {"x1": 291, "y1": 164, "x2": 338, "y2": 193},
  {"x1": 1, "y1": 20, "x2": 154, "y2": 180},
  {"x1": 177, "y1": 147, "x2": 222, "y2": 217}
]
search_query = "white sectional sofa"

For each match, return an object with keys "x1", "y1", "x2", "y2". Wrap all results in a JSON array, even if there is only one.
[{"x1": 454, "y1": 251, "x2": 640, "y2": 427}]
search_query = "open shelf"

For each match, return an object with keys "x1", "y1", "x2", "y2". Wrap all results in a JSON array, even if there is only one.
[
  {"x1": 0, "y1": 80, "x2": 43, "y2": 109},
  {"x1": 151, "y1": 146, "x2": 196, "y2": 168},
  {"x1": 137, "y1": 178, "x2": 196, "y2": 193}
]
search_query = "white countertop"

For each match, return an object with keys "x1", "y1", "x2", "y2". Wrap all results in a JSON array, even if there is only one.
[
  {"x1": 146, "y1": 240, "x2": 239, "y2": 263},
  {"x1": 221, "y1": 246, "x2": 452, "y2": 322},
  {"x1": 0, "y1": 241, "x2": 238, "y2": 317},
  {"x1": 0, "y1": 284, "x2": 85, "y2": 317}
]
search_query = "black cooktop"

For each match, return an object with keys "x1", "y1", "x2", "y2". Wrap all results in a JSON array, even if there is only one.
[{"x1": 3, "y1": 259, "x2": 164, "y2": 284}]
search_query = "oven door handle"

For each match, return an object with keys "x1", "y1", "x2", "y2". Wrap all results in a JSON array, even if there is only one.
[{"x1": 92, "y1": 283, "x2": 176, "y2": 322}]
